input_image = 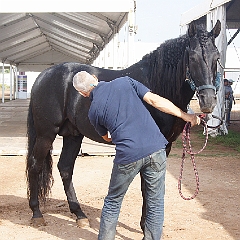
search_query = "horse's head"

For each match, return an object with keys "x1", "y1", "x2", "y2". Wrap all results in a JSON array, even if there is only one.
[{"x1": 186, "y1": 20, "x2": 221, "y2": 113}]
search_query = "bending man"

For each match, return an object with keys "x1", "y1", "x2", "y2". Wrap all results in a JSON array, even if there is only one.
[{"x1": 73, "y1": 71, "x2": 200, "y2": 240}]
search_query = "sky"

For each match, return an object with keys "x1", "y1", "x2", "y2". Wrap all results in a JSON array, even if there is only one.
[
  {"x1": 134, "y1": 0, "x2": 204, "y2": 43},
  {"x1": 116, "y1": 0, "x2": 207, "y2": 62},
  {"x1": 130, "y1": 0, "x2": 239, "y2": 49}
]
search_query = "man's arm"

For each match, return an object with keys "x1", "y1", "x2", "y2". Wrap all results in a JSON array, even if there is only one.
[{"x1": 143, "y1": 92, "x2": 200, "y2": 126}]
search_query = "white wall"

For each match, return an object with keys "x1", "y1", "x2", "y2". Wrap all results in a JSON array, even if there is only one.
[{"x1": 225, "y1": 47, "x2": 240, "y2": 96}]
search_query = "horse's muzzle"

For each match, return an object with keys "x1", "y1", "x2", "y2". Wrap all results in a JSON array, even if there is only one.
[{"x1": 198, "y1": 90, "x2": 217, "y2": 113}]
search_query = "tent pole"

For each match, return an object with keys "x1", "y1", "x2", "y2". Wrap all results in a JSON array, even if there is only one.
[
  {"x1": 1, "y1": 63, "x2": 5, "y2": 103},
  {"x1": 10, "y1": 65, "x2": 13, "y2": 101},
  {"x1": 127, "y1": 1, "x2": 136, "y2": 67}
]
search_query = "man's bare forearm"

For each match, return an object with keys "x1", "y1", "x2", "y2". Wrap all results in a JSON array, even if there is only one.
[{"x1": 143, "y1": 92, "x2": 200, "y2": 126}]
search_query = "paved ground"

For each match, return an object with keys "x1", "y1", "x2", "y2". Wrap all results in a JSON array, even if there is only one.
[{"x1": 0, "y1": 99, "x2": 239, "y2": 240}]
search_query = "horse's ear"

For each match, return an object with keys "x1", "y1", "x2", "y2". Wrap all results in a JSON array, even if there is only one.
[
  {"x1": 188, "y1": 21, "x2": 197, "y2": 38},
  {"x1": 210, "y1": 20, "x2": 221, "y2": 38}
]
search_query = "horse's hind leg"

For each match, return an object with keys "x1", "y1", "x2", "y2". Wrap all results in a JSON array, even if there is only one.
[
  {"x1": 57, "y1": 134, "x2": 89, "y2": 227},
  {"x1": 27, "y1": 136, "x2": 55, "y2": 226}
]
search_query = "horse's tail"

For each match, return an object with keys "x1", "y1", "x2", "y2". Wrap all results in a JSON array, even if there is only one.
[{"x1": 26, "y1": 100, "x2": 54, "y2": 203}]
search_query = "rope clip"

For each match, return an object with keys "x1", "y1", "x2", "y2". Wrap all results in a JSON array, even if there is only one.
[{"x1": 198, "y1": 114, "x2": 207, "y2": 125}]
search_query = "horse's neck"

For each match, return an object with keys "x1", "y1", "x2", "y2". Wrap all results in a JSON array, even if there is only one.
[
  {"x1": 118, "y1": 35, "x2": 191, "y2": 106},
  {"x1": 116, "y1": 63, "x2": 150, "y2": 87},
  {"x1": 144, "y1": 36, "x2": 191, "y2": 108}
]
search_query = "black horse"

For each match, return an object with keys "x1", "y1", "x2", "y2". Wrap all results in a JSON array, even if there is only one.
[{"x1": 26, "y1": 20, "x2": 221, "y2": 229}]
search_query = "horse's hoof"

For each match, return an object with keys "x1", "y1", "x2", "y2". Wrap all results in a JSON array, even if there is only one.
[
  {"x1": 31, "y1": 217, "x2": 46, "y2": 227},
  {"x1": 76, "y1": 218, "x2": 90, "y2": 228}
]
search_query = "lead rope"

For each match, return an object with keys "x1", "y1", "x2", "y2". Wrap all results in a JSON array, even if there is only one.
[{"x1": 178, "y1": 116, "x2": 208, "y2": 200}]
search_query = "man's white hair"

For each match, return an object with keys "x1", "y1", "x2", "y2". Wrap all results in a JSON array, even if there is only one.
[{"x1": 73, "y1": 71, "x2": 97, "y2": 92}]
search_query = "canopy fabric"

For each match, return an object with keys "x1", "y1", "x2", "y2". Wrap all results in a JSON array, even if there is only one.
[
  {"x1": 0, "y1": 0, "x2": 132, "y2": 71},
  {"x1": 180, "y1": 0, "x2": 240, "y2": 29}
]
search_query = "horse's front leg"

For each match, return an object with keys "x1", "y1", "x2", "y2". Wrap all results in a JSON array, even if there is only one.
[{"x1": 57, "y1": 134, "x2": 89, "y2": 227}]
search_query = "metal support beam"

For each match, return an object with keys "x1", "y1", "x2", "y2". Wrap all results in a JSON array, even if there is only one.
[
  {"x1": 1, "y1": 62, "x2": 5, "y2": 103},
  {"x1": 227, "y1": 28, "x2": 240, "y2": 45},
  {"x1": 127, "y1": 0, "x2": 136, "y2": 67},
  {"x1": 15, "y1": 66, "x2": 18, "y2": 99},
  {"x1": 112, "y1": 27, "x2": 118, "y2": 70},
  {"x1": 10, "y1": 65, "x2": 13, "y2": 101}
]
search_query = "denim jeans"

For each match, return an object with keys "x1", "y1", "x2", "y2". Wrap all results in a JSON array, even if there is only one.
[{"x1": 98, "y1": 149, "x2": 167, "y2": 240}]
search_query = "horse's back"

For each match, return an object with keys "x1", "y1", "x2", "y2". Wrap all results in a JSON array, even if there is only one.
[
  {"x1": 29, "y1": 63, "x2": 121, "y2": 141},
  {"x1": 30, "y1": 63, "x2": 90, "y2": 134}
]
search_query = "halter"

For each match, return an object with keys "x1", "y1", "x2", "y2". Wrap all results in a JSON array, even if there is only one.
[{"x1": 185, "y1": 66, "x2": 221, "y2": 94}]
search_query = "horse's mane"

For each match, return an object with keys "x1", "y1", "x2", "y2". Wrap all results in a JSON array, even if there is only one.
[
  {"x1": 139, "y1": 34, "x2": 189, "y2": 105},
  {"x1": 139, "y1": 23, "x2": 209, "y2": 106},
  {"x1": 195, "y1": 24, "x2": 213, "y2": 63}
]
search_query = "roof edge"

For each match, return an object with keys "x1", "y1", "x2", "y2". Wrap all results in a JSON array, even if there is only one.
[
  {"x1": 180, "y1": 0, "x2": 231, "y2": 26},
  {"x1": 0, "y1": 0, "x2": 132, "y2": 13}
]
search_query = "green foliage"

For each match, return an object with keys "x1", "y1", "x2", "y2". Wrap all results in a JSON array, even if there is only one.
[
  {"x1": 172, "y1": 126, "x2": 240, "y2": 156},
  {"x1": 207, "y1": 130, "x2": 240, "y2": 152},
  {"x1": 197, "y1": 128, "x2": 240, "y2": 153}
]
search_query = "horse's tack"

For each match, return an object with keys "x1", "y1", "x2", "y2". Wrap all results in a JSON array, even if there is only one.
[
  {"x1": 178, "y1": 115, "x2": 223, "y2": 200},
  {"x1": 178, "y1": 119, "x2": 207, "y2": 200},
  {"x1": 185, "y1": 66, "x2": 221, "y2": 93}
]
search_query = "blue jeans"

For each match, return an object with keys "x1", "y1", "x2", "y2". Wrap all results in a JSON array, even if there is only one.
[{"x1": 98, "y1": 149, "x2": 167, "y2": 240}]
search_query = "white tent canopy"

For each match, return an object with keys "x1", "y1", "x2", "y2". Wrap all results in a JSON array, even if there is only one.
[
  {"x1": 180, "y1": 0, "x2": 240, "y2": 29},
  {"x1": 0, "y1": 0, "x2": 133, "y2": 72}
]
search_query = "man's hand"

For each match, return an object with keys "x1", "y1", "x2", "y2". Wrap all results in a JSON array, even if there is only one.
[
  {"x1": 102, "y1": 133, "x2": 112, "y2": 142},
  {"x1": 182, "y1": 113, "x2": 201, "y2": 126}
]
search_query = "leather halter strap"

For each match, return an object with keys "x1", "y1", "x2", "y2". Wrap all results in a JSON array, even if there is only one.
[
  {"x1": 196, "y1": 84, "x2": 216, "y2": 92},
  {"x1": 185, "y1": 66, "x2": 217, "y2": 93}
]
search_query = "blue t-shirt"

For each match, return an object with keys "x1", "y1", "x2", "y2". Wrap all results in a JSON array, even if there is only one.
[{"x1": 88, "y1": 77, "x2": 168, "y2": 164}]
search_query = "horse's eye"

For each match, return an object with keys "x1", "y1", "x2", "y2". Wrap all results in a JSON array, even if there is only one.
[
  {"x1": 189, "y1": 50, "x2": 198, "y2": 62},
  {"x1": 189, "y1": 55, "x2": 197, "y2": 62}
]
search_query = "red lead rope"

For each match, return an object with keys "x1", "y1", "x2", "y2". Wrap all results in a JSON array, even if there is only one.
[{"x1": 178, "y1": 116, "x2": 208, "y2": 200}]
